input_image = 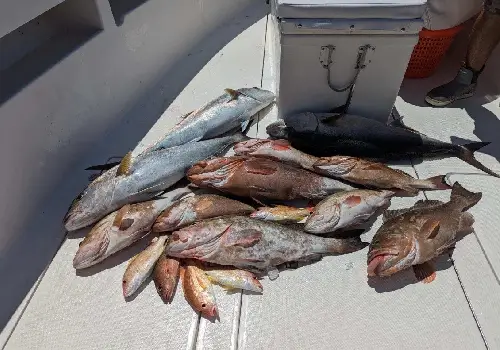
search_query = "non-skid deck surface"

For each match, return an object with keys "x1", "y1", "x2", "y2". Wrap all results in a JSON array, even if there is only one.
[{"x1": 5, "y1": 10, "x2": 500, "y2": 350}]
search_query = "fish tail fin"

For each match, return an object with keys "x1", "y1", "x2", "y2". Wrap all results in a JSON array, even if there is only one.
[
  {"x1": 411, "y1": 175, "x2": 452, "y2": 191},
  {"x1": 457, "y1": 142, "x2": 500, "y2": 178},
  {"x1": 266, "y1": 120, "x2": 288, "y2": 139},
  {"x1": 450, "y1": 182, "x2": 482, "y2": 211},
  {"x1": 325, "y1": 235, "x2": 369, "y2": 254}
]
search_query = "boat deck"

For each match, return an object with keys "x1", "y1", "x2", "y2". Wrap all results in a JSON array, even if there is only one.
[{"x1": 3, "y1": 4, "x2": 500, "y2": 350}]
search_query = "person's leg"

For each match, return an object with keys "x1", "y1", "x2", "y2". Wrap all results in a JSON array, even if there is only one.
[{"x1": 425, "y1": 1, "x2": 500, "y2": 107}]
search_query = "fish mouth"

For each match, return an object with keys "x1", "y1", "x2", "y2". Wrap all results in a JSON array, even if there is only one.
[
  {"x1": 303, "y1": 221, "x2": 331, "y2": 234},
  {"x1": 203, "y1": 305, "x2": 218, "y2": 318},
  {"x1": 73, "y1": 248, "x2": 101, "y2": 269},
  {"x1": 73, "y1": 233, "x2": 110, "y2": 269},
  {"x1": 304, "y1": 210, "x2": 340, "y2": 234},
  {"x1": 367, "y1": 251, "x2": 398, "y2": 277},
  {"x1": 250, "y1": 279, "x2": 264, "y2": 293}
]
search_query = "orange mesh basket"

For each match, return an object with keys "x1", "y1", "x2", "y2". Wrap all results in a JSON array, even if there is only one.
[{"x1": 405, "y1": 24, "x2": 465, "y2": 78}]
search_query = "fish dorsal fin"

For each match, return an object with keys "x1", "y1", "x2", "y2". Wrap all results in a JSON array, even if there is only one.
[
  {"x1": 318, "y1": 113, "x2": 343, "y2": 125},
  {"x1": 361, "y1": 162, "x2": 411, "y2": 177},
  {"x1": 389, "y1": 167, "x2": 413, "y2": 177},
  {"x1": 413, "y1": 199, "x2": 445, "y2": 210},
  {"x1": 389, "y1": 117, "x2": 423, "y2": 135},
  {"x1": 224, "y1": 228, "x2": 262, "y2": 248},
  {"x1": 382, "y1": 208, "x2": 410, "y2": 222},
  {"x1": 181, "y1": 110, "x2": 194, "y2": 119},
  {"x1": 383, "y1": 199, "x2": 444, "y2": 222},
  {"x1": 244, "y1": 158, "x2": 278, "y2": 175},
  {"x1": 361, "y1": 163, "x2": 385, "y2": 172},
  {"x1": 225, "y1": 88, "x2": 241, "y2": 101},
  {"x1": 421, "y1": 219, "x2": 440, "y2": 239},
  {"x1": 116, "y1": 151, "x2": 133, "y2": 176}
]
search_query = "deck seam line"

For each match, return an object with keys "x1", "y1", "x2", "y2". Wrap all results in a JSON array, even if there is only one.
[
  {"x1": 450, "y1": 260, "x2": 489, "y2": 350},
  {"x1": 187, "y1": 313, "x2": 202, "y2": 350},
  {"x1": 471, "y1": 230, "x2": 500, "y2": 285},
  {"x1": 255, "y1": 14, "x2": 269, "y2": 137},
  {"x1": 1, "y1": 235, "x2": 68, "y2": 350},
  {"x1": 409, "y1": 158, "x2": 489, "y2": 350},
  {"x1": 231, "y1": 292, "x2": 243, "y2": 350}
]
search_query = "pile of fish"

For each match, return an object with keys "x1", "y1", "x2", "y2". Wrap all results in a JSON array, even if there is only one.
[{"x1": 65, "y1": 88, "x2": 495, "y2": 319}]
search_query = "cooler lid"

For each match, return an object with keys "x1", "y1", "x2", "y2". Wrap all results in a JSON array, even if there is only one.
[{"x1": 274, "y1": 0, "x2": 428, "y2": 20}]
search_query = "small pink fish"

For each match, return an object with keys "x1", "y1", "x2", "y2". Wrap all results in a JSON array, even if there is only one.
[
  {"x1": 153, "y1": 255, "x2": 181, "y2": 303},
  {"x1": 182, "y1": 260, "x2": 218, "y2": 318}
]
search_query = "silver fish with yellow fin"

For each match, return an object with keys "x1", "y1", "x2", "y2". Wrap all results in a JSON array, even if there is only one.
[
  {"x1": 140, "y1": 87, "x2": 275, "y2": 154},
  {"x1": 64, "y1": 133, "x2": 245, "y2": 231}
]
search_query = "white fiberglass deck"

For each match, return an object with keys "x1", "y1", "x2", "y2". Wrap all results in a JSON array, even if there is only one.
[{"x1": 2, "y1": 5, "x2": 500, "y2": 350}]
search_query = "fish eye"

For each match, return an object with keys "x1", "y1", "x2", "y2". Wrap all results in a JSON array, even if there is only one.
[{"x1": 201, "y1": 303, "x2": 207, "y2": 308}]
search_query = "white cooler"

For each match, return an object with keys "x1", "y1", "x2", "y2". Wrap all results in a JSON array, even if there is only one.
[{"x1": 270, "y1": 0, "x2": 428, "y2": 122}]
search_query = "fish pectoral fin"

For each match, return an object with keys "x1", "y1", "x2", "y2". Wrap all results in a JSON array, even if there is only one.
[
  {"x1": 344, "y1": 195, "x2": 362, "y2": 208},
  {"x1": 112, "y1": 205, "x2": 135, "y2": 231},
  {"x1": 224, "y1": 229, "x2": 262, "y2": 248},
  {"x1": 119, "y1": 218, "x2": 135, "y2": 231},
  {"x1": 225, "y1": 88, "x2": 241, "y2": 101},
  {"x1": 244, "y1": 159, "x2": 278, "y2": 175},
  {"x1": 421, "y1": 219, "x2": 441, "y2": 239},
  {"x1": 413, "y1": 262, "x2": 436, "y2": 284},
  {"x1": 116, "y1": 151, "x2": 133, "y2": 176},
  {"x1": 241, "y1": 119, "x2": 251, "y2": 133}
]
